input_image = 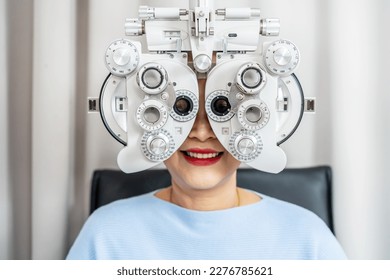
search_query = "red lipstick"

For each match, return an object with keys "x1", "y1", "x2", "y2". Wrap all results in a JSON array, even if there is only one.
[{"x1": 181, "y1": 148, "x2": 223, "y2": 166}]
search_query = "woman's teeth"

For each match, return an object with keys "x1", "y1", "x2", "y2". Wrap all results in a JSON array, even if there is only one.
[{"x1": 186, "y1": 152, "x2": 220, "y2": 159}]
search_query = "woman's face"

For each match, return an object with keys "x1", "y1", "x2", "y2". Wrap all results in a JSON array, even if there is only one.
[{"x1": 164, "y1": 79, "x2": 241, "y2": 191}]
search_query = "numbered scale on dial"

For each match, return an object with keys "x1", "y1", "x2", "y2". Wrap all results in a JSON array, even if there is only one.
[
  {"x1": 264, "y1": 39, "x2": 300, "y2": 76},
  {"x1": 105, "y1": 39, "x2": 140, "y2": 76},
  {"x1": 237, "y1": 100, "x2": 270, "y2": 131},
  {"x1": 229, "y1": 130, "x2": 263, "y2": 162},
  {"x1": 141, "y1": 129, "x2": 175, "y2": 162}
]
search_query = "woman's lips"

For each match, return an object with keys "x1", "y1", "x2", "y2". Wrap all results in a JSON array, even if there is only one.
[{"x1": 181, "y1": 148, "x2": 223, "y2": 166}]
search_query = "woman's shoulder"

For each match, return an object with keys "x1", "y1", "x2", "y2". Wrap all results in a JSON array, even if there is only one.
[
  {"x1": 251, "y1": 193, "x2": 336, "y2": 242},
  {"x1": 89, "y1": 191, "x2": 158, "y2": 220},
  {"x1": 260, "y1": 194, "x2": 327, "y2": 226},
  {"x1": 258, "y1": 195, "x2": 346, "y2": 259}
]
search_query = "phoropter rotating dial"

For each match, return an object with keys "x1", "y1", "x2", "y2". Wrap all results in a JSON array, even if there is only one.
[
  {"x1": 141, "y1": 129, "x2": 175, "y2": 161},
  {"x1": 105, "y1": 39, "x2": 140, "y2": 76},
  {"x1": 229, "y1": 130, "x2": 263, "y2": 162},
  {"x1": 236, "y1": 63, "x2": 267, "y2": 94},
  {"x1": 264, "y1": 39, "x2": 300, "y2": 76},
  {"x1": 137, "y1": 63, "x2": 169, "y2": 95}
]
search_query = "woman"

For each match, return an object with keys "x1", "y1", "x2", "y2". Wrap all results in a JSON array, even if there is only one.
[{"x1": 66, "y1": 79, "x2": 347, "y2": 259}]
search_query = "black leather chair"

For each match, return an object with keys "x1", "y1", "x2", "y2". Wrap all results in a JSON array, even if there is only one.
[{"x1": 90, "y1": 166, "x2": 334, "y2": 231}]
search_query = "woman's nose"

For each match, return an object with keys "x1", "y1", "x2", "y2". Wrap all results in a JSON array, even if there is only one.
[
  {"x1": 188, "y1": 79, "x2": 217, "y2": 142},
  {"x1": 188, "y1": 108, "x2": 216, "y2": 142}
]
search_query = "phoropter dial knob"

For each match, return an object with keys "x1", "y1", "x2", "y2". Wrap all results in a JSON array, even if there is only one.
[
  {"x1": 105, "y1": 39, "x2": 140, "y2": 76},
  {"x1": 236, "y1": 63, "x2": 267, "y2": 94},
  {"x1": 141, "y1": 130, "x2": 175, "y2": 161},
  {"x1": 264, "y1": 39, "x2": 300, "y2": 76},
  {"x1": 260, "y1": 18, "x2": 280, "y2": 36},
  {"x1": 229, "y1": 130, "x2": 263, "y2": 162},
  {"x1": 137, "y1": 63, "x2": 169, "y2": 94},
  {"x1": 136, "y1": 100, "x2": 169, "y2": 131},
  {"x1": 125, "y1": 18, "x2": 144, "y2": 36},
  {"x1": 237, "y1": 100, "x2": 270, "y2": 130}
]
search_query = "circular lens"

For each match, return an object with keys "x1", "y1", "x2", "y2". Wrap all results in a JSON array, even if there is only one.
[
  {"x1": 241, "y1": 67, "x2": 262, "y2": 89},
  {"x1": 211, "y1": 96, "x2": 231, "y2": 116},
  {"x1": 141, "y1": 67, "x2": 163, "y2": 89},
  {"x1": 246, "y1": 106, "x2": 262, "y2": 123},
  {"x1": 144, "y1": 106, "x2": 160, "y2": 124},
  {"x1": 174, "y1": 96, "x2": 193, "y2": 116}
]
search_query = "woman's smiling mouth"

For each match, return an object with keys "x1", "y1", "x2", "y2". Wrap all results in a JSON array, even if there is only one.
[{"x1": 181, "y1": 148, "x2": 224, "y2": 166}]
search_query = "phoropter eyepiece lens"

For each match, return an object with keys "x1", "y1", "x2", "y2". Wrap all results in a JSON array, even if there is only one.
[
  {"x1": 174, "y1": 96, "x2": 193, "y2": 116},
  {"x1": 246, "y1": 106, "x2": 262, "y2": 123},
  {"x1": 241, "y1": 67, "x2": 262, "y2": 89},
  {"x1": 236, "y1": 63, "x2": 267, "y2": 94},
  {"x1": 144, "y1": 106, "x2": 161, "y2": 124},
  {"x1": 211, "y1": 96, "x2": 231, "y2": 116},
  {"x1": 141, "y1": 67, "x2": 163, "y2": 89}
]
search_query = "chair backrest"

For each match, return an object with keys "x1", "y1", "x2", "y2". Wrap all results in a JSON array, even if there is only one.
[{"x1": 90, "y1": 166, "x2": 333, "y2": 231}]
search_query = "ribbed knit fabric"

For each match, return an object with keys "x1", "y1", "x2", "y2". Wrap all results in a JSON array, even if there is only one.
[{"x1": 66, "y1": 191, "x2": 347, "y2": 260}]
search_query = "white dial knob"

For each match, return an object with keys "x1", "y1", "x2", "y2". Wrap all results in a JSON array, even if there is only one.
[
  {"x1": 105, "y1": 39, "x2": 140, "y2": 76},
  {"x1": 193, "y1": 54, "x2": 212, "y2": 73},
  {"x1": 229, "y1": 130, "x2": 263, "y2": 162},
  {"x1": 260, "y1": 18, "x2": 280, "y2": 36},
  {"x1": 237, "y1": 137, "x2": 256, "y2": 156},
  {"x1": 149, "y1": 137, "x2": 168, "y2": 155},
  {"x1": 141, "y1": 130, "x2": 175, "y2": 161},
  {"x1": 125, "y1": 18, "x2": 144, "y2": 36},
  {"x1": 264, "y1": 39, "x2": 300, "y2": 76}
]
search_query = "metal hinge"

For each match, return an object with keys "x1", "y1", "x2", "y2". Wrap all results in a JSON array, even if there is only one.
[
  {"x1": 88, "y1": 98, "x2": 100, "y2": 113},
  {"x1": 304, "y1": 98, "x2": 316, "y2": 113}
]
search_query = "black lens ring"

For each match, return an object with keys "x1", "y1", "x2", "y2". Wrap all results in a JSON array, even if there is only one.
[
  {"x1": 241, "y1": 67, "x2": 263, "y2": 89},
  {"x1": 141, "y1": 67, "x2": 164, "y2": 89},
  {"x1": 211, "y1": 96, "x2": 231, "y2": 116},
  {"x1": 173, "y1": 95, "x2": 193, "y2": 116}
]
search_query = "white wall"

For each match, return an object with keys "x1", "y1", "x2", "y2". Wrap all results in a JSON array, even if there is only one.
[
  {"x1": 2, "y1": 0, "x2": 34, "y2": 260},
  {"x1": 0, "y1": 0, "x2": 11, "y2": 260},
  {"x1": 31, "y1": 0, "x2": 77, "y2": 260},
  {"x1": 2, "y1": 0, "x2": 390, "y2": 259},
  {"x1": 328, "y1": 0, "x2": 390, "y2": 259}
]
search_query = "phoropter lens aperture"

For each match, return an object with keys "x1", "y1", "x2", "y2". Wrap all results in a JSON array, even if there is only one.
[
  {"x1": 241, "y1": 67, "x2": 262, "y2": 89},
  {"x1": 173, "y1": 96, "x2": 193, "y2": 116},
  {"x1": 246, "y1": 106, "x2": 262, "y2": 123},
  {"x1": 211, "y1": 96, "x2": 231, "y2": 116},
  {"x1": 143, "y1": 106, "x2": 161, "y2": 124},
  {"x1": 141, "y1": 67, "x2": 163, "y2": 89}
]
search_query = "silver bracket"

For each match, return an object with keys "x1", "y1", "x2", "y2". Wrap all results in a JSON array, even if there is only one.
[
  {"x1": 88, "y1": 97, "x2": 100, "y2": 112},
  {"x1": 277, "y1": 97, "x2": 289, "y2": 112},
  {"x1": 115, "y1": 97, "x2": 128, "y2": 112},
  {"x1": 304, "y1": 98, "x2": 316, "y2": 113},
  {"x1": 176, "y1": 38, "x2": 182, "y2": 53}
]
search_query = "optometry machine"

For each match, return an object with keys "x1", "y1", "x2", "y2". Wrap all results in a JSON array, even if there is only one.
[{"x1": 89, "y1": 0, "x2": 315, "y2": 174}]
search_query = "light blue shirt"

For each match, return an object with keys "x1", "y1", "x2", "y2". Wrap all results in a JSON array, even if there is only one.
[{"x1": 67, "y1": 191, "x2": 347, "y2": 259}]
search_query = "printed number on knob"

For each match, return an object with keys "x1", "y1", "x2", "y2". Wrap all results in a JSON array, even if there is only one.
[
  {"x1": 105, "y1": 39, "x2": 140, "y2": 77},
  {"x1": 264, "y1": 39, "x2": 300, "y2": 76}
]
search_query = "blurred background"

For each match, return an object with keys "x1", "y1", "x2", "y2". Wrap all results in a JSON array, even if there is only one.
[{"x1": 1, "y1": 0, "x2": 389, "y2": 259}]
